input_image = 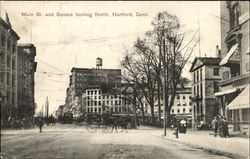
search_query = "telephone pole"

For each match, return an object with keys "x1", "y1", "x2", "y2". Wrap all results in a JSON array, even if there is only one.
[{"x1": 163, "y1": 39, "x2": 167, "y2": 136}]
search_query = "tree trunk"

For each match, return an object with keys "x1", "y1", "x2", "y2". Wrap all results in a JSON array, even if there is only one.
[{"x1": 157, "y1": 83, "x2": 161, "y2": 125}]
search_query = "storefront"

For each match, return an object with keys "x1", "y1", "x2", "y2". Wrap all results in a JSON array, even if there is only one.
[{"x1": 226, "y1": 85, "x2": 249, "y2": 135}]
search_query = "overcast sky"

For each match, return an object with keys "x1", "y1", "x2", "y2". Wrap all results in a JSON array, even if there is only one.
[{"x1": 1, "y1": 1, "x2": 221, "y2": 114}]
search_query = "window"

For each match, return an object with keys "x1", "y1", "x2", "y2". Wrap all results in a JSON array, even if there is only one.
[
  {"x1": 183, "y1": 102, "x2": 186, "y2": 106},
  {"x1": 214, "y1": 81, "x2": 219, "y2": 93},
  {"x1": 172, "y1": 109, "x2": 174, "y2": 113},
  {"x1": 193, "y1": 72, "x2": 196, "y2": 83},
  {"x1": 115, "y1": 101, "x2": 117, "y2": 105},
  {"x1": 177, "y1": 109, "x2": 180, "y2": 113},
  {"x1": 213, "y1": 68, "x2": 219, "y2": 76},
  {"x1": 94, "y1": 90, "x2": 97, "y2": 95},
  {"x1": 7, "y1": 56, "x2": 10, "y2": 67},
  {"x1": 98, "y1": 101, "x2": 101, "y2": 106},
  {"x1": 189, "y1": 102, "x2": 192, "y2": 106},
  {"x1": 183, "y1": 96, "x2": 185, "y2": 100},
  {"x1": 183, "y1": 108, "x2": 186, "y2": 113},
  {"x1": 177, "y1": 96, "x2": 180, "y2": 100},
  {"x1": 196, "y1": 70, "x2": 199, "y2": 82},
  {"x1": 229, "y1": 3, "x2": 240, "y2": 30},
  {"x1": 189, "y1": 109, "x2": 192, "y2": 113},
  {"x1": 1, "y1": 34, "x2": 5, "y2": 47},
  {"x1": 200, "y1": 69, "x2": 202, "y2": 81},
  {"x1": 7, "y1": 39, "x2": 11, "y2": 51}
]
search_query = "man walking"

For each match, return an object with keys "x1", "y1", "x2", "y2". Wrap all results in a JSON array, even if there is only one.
[
  {"x1": 39, "y1": 118, "x2": 44, "y2": 133},
  {"x1": 211, "y1": 117, "x2": 218, "y2": 137}
]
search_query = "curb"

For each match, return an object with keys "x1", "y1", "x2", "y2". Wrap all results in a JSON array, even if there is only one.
[{"x1": 162, "y1": 137, "x2": 246, "y2": 159}]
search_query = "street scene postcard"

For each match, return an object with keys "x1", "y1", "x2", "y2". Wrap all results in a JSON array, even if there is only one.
[{"x1": 0, "y1": 1, "x2": 249, "y2": 159}]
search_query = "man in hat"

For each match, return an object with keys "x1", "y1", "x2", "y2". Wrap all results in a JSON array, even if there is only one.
[{"x1": 211, "y1": 116, "x2": 219, "y2": 137}]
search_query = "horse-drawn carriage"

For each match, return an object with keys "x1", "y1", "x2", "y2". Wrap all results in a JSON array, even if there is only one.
[{"x1": 85, "y1": 113, "x2": 133, "y2": 133}]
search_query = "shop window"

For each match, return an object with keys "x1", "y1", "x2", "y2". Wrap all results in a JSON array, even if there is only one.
[{"x1": 242, "y1": 108, "x2": 250, "y2": 121}]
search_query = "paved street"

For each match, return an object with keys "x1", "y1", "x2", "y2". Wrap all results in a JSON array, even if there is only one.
[{"x1": 1, "y1": 124, "x2": 238, "y2": 159}]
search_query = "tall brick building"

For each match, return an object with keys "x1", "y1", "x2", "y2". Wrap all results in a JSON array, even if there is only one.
[
  {"x1": 17, "y1": 44, "x2": 37, "y2": 119},
  {"x1": 215, "y1": 1, "x2": 249, "y2": 135},
  {"x1": 64, "y1": 67, "x2": 121, "y2": 116},
  {"x1": 0, "y1": 15, "x2": 20, "y2": 122}
]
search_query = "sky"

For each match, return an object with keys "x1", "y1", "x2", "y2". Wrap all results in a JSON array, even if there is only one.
[{"x1": 0, "y1": 1, "x2": 221, "y2": 114}]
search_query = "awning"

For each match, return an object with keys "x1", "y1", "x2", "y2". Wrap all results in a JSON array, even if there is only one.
[
  {"x1": 220, "y1": 44, "x2": 238, "y2": 66},
  {"x1": 227, "y1": 85, "x2": 249, "y2": 110},
  {"x1": 214, "y1": 87, "x2": 238, "y2": 97}
]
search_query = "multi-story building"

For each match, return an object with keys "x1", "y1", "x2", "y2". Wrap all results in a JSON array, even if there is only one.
[
  {"x1": 0, "y1": 15, "x2": 20, "y2": 123},
  {"x1": 214, "y1": 1, "x2": 249, "y2": 135},
  {"x1": 170, "y1": 87, "x2": 192, "y2": 122},
  {"x1": 144, "y1": 87, "x2": 193, "y2": 123},
  {"x1": 17, "y1": 44, "x2": 37, "y2": 119},
  {"x1": 64, "y1": 60, "x2": 121, "y2": 116},
  {"x1": 81, "y1": 87, "x2": 123, "y2": 115},
  {"x1": 189, "y1": 57, "x2": 221, "y2": 128}
]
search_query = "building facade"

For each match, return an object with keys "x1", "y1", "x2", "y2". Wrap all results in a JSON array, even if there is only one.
[
  {"x1": 189, "y1": 57, "x2": 221, "y2": 128},
  {"x1": 0, "y1": 15, "x2": 20, "y2": 123},
  {"x1": 81, "y1": 87, "x2": 123, "y2": 115},
  {"x1": 65, "y1": 67, "x2": 121, "y2": 116},
  {"x1": 144, "y1": 87, "x2": 193, "y2": 122},
  {"x1": 215, "y1": 1, "x2": 249, "y2": 135},
  {"x1": 17, "y1": 44, "x2": 37, "y2": 119}
]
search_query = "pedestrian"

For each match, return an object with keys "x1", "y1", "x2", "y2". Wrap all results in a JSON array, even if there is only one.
[
  {"x1": 211, "y1": 117, "x2": 218, "y2": 137},
  {"x1": 39, "y1": 118, "x2": 44, "y2": 133},
  {"x1": 180, "y1": 119, "x2": 187, "y2": 133},
  {"x1": 223, "y1": 117, "x2": 230, "y2": 137}
]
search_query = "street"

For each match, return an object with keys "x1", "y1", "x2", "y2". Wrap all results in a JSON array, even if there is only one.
[{"x1": 1, "y1": 124, "x2": 234, "y2": 159}]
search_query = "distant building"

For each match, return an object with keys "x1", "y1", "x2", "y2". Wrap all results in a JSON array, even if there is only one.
[
  {"x1": 55, "y1": 105, "x2": 64, "y2": 119},
  {"x1": 144, "y1": 87, "x2": 193, "y2": 122},
  {"x1": 170, "y1": 87, "x2": 192, "y2": 122},
  {"x1": 215, "y1": 1, "x2": 249, "y2": 135},
  {"x1": 189, "y1": 57, "x2": 221, "y2": 128},
  {"x1": 0, "y1": 15, "x2": 20, "y2": 123},
  {"x1": 17, "y1": 44, "x2": 37, "y2": 119},
  {"x1": 81, "y1": 87, "x2": 123, "y2": 115},
  {"x1": 64, "y1": 63, "x2": 121, "y2": 116}
]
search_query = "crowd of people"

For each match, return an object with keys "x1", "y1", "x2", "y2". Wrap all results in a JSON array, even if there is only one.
[{"x1": 211, "y1": 116, "x2": 230, "y2": 138}]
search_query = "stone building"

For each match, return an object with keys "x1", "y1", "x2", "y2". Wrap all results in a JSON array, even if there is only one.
[
  {"x1": 214, "y1": 1, "x2": 249, "y2": 135},
  {"x1": 189, "y1": 57, "x2": 221, "y2": 128},
  {"x1": 17, "y1": 44, "x2": 37, "y2": 119},
  {"x1": 0, "y1": 15, "x2": 20, "y2": 123}
]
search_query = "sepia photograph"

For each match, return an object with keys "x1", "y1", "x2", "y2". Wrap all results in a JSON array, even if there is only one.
[{"x1": 0, "y1": 1, "x2": 249, "y2": 159}]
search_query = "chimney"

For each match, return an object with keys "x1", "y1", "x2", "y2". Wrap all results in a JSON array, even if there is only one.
[{"x1": 216, "y1": 45, "x2": 221, "y2": 58}]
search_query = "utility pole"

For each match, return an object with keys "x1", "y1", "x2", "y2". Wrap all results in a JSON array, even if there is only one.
[
  {"x1": 163, "y1": 39, "x2": 166, "y2": 136},
  {"x1": 133, "y1": 85, "x2": 137, "y2": 129}
]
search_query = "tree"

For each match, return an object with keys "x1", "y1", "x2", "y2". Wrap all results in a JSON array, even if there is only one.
[
  {"x1": 121, "y1": 11, "x2": 198, "y2": 126},
  {"x1": 147, "y1": 11, "x2": 198, "y2": 126}
]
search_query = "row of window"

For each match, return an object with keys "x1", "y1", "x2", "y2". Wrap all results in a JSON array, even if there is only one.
[
  {"x1": 193, "y1": 68, "x2": 220, "y2": 84},
  {"x1": 1, "y1": 34, "x2": 16, "y2": 54},
  {"x1": 86, "y1": 106, "x2": 122, "y2": 113},
  {"x1": 171, "y1": 108, "x2": 192, "y2": 114},
  {"x1": 86, "y1": 100, "x2": 121, "y2": 106}
]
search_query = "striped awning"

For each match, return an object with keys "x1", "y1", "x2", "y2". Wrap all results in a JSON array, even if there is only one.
[
  {"x1": 227, "y1": 85, "x2": 249, "y2": 110},
  {"x1": 220, "y1": 44, "x2": 238, "y2": 66}
]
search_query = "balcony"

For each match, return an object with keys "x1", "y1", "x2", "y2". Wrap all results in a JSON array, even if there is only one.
[{"x1": 219, "y1": 73, "x2": 250, "y2": 87}]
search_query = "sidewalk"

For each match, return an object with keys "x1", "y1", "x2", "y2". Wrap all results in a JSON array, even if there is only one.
[{"x1": 162, "y1": 129, "x2": 249, "y2": 159}]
